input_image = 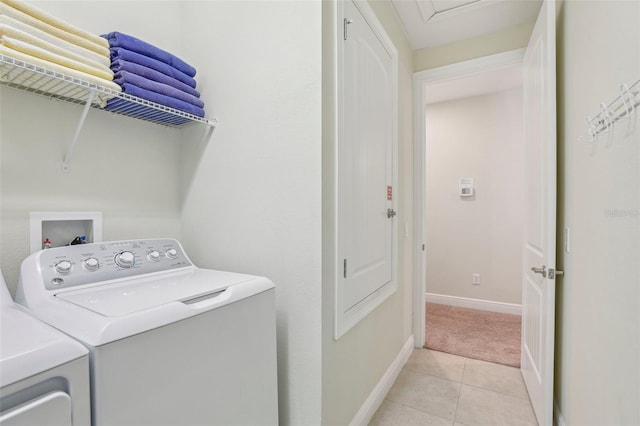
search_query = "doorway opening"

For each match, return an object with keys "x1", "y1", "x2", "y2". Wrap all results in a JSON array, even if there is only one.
[{"x1": 412, "y1": 50, "x2": 525, "y2": 366}]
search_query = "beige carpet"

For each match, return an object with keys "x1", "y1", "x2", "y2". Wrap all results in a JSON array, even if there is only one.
[{"x1": 424, "y1": 303, "x2": 521, "y2": 367}]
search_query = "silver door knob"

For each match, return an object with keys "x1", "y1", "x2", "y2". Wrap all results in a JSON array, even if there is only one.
[
  {"x1": 531, "y1": 265, "x2": 547, "y2": 278},
  {"x1": 387, "y1": 208, "x2": 397, "y2": 218}
]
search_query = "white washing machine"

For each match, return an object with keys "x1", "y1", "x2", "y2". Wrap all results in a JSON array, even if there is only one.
[
  {"x1": 0, "y1": 269, "x2": 90, "y2": 426},
  {"x1": 16, "y1": 239, "x2": 278, "y2": 426}
]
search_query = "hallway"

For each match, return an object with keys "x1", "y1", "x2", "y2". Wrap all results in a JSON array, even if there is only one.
[{"x1": 370, "y1": 349, "x2": 538, "y2": 426}]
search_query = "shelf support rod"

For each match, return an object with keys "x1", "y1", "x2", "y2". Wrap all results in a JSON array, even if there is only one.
[
  {"x1": 200, "y1": 121, "x2": 216, "y2": 145},
  {"x1": 62, "y1": 89, "x2": 96, "y2": 173}
]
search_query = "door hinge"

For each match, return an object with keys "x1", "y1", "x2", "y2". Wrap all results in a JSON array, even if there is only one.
[
  {"x1": 344, "y1": 18, "x2": 353, "y2": 41},
  {"x1": 343, "y1": 259, "x2": 347, "y2": 278},
  {"x1": 422, "y1": 244, "x2": 425, "y2": 251}
]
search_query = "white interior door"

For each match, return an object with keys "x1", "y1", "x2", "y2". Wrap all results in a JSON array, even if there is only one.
[
  {"x1": 521, "y1": 0, "x2": 557, "y2": 424},
  {"x1": 335, "y1": 0, "x2": 397, "y2": 338}
]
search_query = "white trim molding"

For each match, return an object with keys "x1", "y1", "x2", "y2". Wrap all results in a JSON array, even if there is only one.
[
  {"x1": 425, "y1": 293, "x2": 522, "y2": 316},
  {"x1": 414, "y1": 48, "x2": 525, "y2": 83},
  {"x1": 334, "y1": 0, "x2": 399, "y2": 339},
  {"x1": 417, "y1": 0, "x2": 506, "y2": 25},
  {"x1": 349, "y1": 335, "x2": 414, "y2": 426}
]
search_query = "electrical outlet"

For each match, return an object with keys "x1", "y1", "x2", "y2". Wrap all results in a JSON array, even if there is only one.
[{"x1": 472, "y1": 273, "x2": 480, "y2": 285}]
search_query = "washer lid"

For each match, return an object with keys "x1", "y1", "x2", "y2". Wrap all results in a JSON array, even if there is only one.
[
  {"x1": 0, "y1": 307, "x2": 89, "y2": 387},
  {"x1": 55, "y1": 268, "x2": 254, "y2": 317},
  {"x1": 1, "y1": 272, "x2": 88, "y2": 387}
]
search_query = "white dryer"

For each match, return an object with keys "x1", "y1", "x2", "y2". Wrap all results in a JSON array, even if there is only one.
[
  {"x1": 0, "y1": 269, "x2": 90, "y2": 426},
  {"x1": 16, "y1": 239, "x2": 278, "y2": 426}
]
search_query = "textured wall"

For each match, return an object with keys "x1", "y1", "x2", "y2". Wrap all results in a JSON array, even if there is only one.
[
  {"x1": 425, "y1": 89, "x2": 525, "y2": 305},
  {"x1": 179, "y1": 2, "x2": 323, "y2": 424},
  {"x1": 555, "y1": 0, "x2": 640, "y2": 424}
]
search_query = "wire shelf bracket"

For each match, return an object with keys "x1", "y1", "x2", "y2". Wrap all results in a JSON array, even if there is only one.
[{"x1": 62, "y1": 89, "x2": 96, "y2": 172}]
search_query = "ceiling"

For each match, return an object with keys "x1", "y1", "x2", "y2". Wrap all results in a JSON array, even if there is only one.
[{"x1": 391, "y1": 0, "x2": 543, "y2": 50}]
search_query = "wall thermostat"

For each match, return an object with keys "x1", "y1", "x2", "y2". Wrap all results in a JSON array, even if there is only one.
[{"x1": 459, "y1": 178, "x2": 474, "y2": 197}]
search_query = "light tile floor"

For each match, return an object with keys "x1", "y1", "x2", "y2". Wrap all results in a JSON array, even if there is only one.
[{"x1": 369, "y1": 349, "x2": 538, "y2": 426}]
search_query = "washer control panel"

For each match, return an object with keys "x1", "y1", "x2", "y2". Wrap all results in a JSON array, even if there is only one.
[{"x1": 39, "y1": 239, "x2": 192, "y2": 290}]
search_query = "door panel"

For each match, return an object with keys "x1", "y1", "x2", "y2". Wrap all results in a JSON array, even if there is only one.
[
  {"x1": 341, "y1": 2, "x2": 393, "y2": 309},
  {"x1": 521, "y1": 0, "x2": 557, "y2": 424}
]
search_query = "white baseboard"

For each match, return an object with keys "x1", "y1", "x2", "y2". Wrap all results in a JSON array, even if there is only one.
[
  {"x1": 554, "y1": 399, "x2": 566, "y2": 426},
  {"x1": 425, "y1": 293, "x2": 522, "y2": 316},
  {"x1": 349, "y1": 335, "x2": 414, "y2": 426}
]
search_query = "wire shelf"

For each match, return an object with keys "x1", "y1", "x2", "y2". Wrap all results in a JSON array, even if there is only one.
[{"x1": 0, "y1": 54, "x2": 217, "y2": 128}]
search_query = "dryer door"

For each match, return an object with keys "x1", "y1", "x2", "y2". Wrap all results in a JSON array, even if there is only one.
[{"x1": 0, "y1": 391, "x2": 71, "y2": 426}]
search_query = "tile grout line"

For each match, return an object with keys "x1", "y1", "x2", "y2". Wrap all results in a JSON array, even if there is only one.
[
  {"x1": 461, "y1": 382, "x2": 530, "y2": 401},
  {"x1": 382, "y1": 396, "x2": 460, "y2": 425},
  {"x1": 452, "y1": 358, "x2": 467, "y2": 424},
  {"x1": 385, "y1": 361, "x2": 467, "y2": 424}
]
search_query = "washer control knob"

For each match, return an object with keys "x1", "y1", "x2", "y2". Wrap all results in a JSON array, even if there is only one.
[
  {"x1": 147, "y1": 250, "x2": 161, "y2": 262},
  {"x1": 54, "y1": 260, "x2": 72, "y2": 274},
  {"x1": 82, "y1": 257, "x2": 100, "y2": 271},
  {"x1": 115, "y1": 251, "x2": 136, "y2": 268},
  {"x1": 165, "y1": 248, "x2": 178, "y2": 259}
]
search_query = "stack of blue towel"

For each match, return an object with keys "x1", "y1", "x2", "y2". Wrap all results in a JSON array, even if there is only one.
[{"x1": 102, "y1": 32, "x2": 205, "y2": 122}]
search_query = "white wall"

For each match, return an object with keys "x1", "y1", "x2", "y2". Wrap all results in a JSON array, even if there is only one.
[
  {"x1": 0, "y1": 1, "x2": 184, "y2": 293},
  {"x1": 425, "y1": 89, "x2": 524, "y2": 305},
  {"x1": 178, "y1": 2, "x2": 322, "y2": 425},
  {"x1": 413, "y1": 22, "x2": 534, "y2": 72},
  {"x1": 555, "y1": 1, "x2": 640, "y2": 424},
  {"x1": 321, "y1": 1, "x2": 415, "y2": 424}
]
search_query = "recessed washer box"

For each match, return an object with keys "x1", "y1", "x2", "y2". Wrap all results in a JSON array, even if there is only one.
[{"x1": 29, "y1": 212, "x2": 102, "y2": 253}]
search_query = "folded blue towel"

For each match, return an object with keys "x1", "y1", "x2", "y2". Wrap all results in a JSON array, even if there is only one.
[
  {"x1": 111, "y1": 59, "x2": 200, "y2": 98},
  {"x1": 110, "y1": 47, "x2": 197, "y2": 89},
  {"x1": 114, "y1": 71, "x2": 204, "y2": 109},
  {"x1": 103, "y1": 32, "x2": 196, "y2": 77},
  {"x1": 105, "y1": 98, "x2": 191, "y2": 126},
  {"x1": 110, "y1": 83, "x2": 205, "y2": 117}
]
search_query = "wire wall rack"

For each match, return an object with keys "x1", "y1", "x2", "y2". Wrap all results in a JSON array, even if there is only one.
[
  {"x1": 0, "y1": 54, "x2": 217, "y2": 171},
  {"x1": 578, "y1": 79, "x2": 639, "y2": 144}
]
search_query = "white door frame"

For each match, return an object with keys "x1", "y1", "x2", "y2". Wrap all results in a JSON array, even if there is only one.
[
  {"x1": 335, "y1": 0, "x2": 399, "y2": 339},
  {"x1": 412, "y1": 49, "x2": 525, "y2": 347}
]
